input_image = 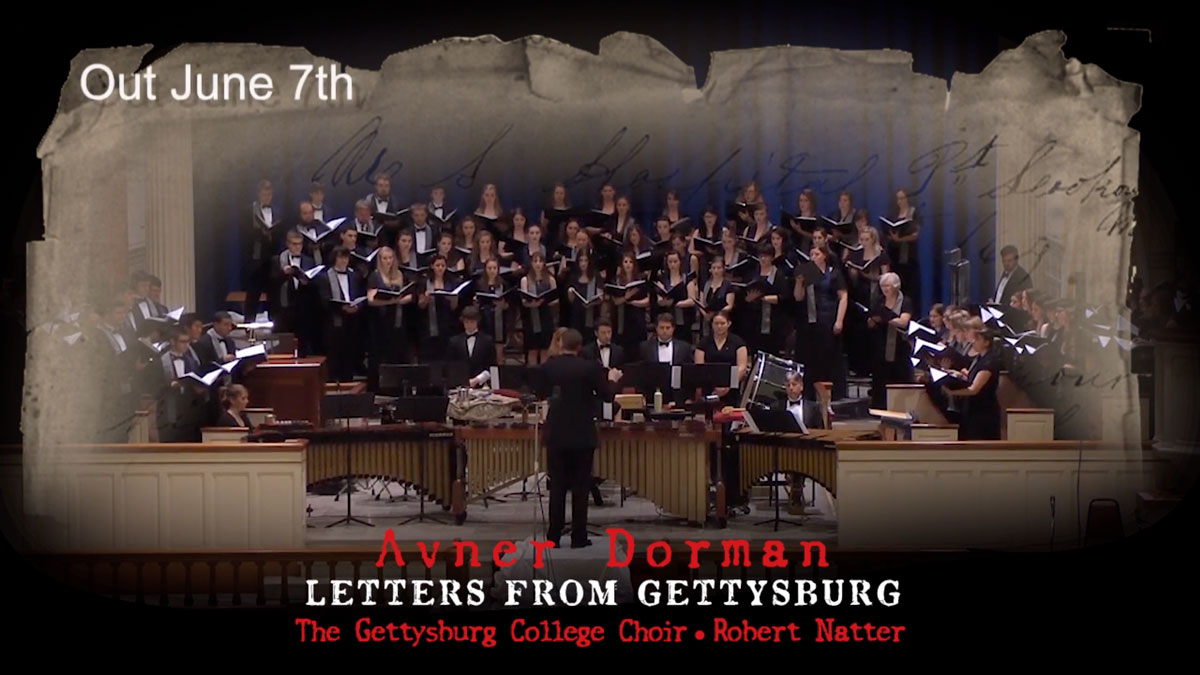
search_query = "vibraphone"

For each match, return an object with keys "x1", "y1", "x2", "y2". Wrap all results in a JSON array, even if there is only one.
[
  {"x1": 735, "y1": 429, "x2": 881, "y2": 498},
  {"x1": 253, "y1": 425, "x2": 458, "y2": 511},
  {"x1": 457, "y1": 423, "x2": 719, "y2": 524}
]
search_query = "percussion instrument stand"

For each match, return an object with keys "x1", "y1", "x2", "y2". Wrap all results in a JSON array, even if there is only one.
[
  {"x1": 753, "y1": 444, "x2": 805, "y2": 531},
  {"x1": 327, "y1": 385, "x2": 372, "y2": 528},
  {"x1": 397, "y1": 432, "x2": 451, "y2": 526},
  {"x1": 503, "y1": 398, "x2": 540, "y2": 500}
]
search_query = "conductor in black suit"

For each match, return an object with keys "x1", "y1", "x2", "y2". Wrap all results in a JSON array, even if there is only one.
[
  {"x1": 535, "y1": 328, "x2": 622, "y2": 549},
  {"x1": 448, "y1": 306, "x2": 497, "y2": 387}
]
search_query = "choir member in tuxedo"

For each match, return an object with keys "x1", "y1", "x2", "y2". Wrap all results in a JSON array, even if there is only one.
[
  {"x1": 427, "y1": 185, "x2": 458, "y2": 230},
  {"x1": 473, "y1": 258, "x2": 511, "y2": 365},
  {"x1": 788, "y1": 189, "x2": 820, "y2": 249},
  {"x1": 608, "y1": 252, "x2": 651, "y2": 358},
  {"x1": 694, "y1": 310, "x2": 748, "y2": 406},
  {"x1": 129, "y1": 273, "x2": 153, "y2": 326},
  {"x1": 639, "y1": 312, "x2": 694, "y2": 366},
  {"x1": 317, "y1": 247, "x2": 366, "y2": 383},
  {"x1": 690, "y1": 207, "x2": 724, "y2": 261},
  {"x1": 308, "y1": 183, "x2": 331, "y2": 225},
  {"x1": 435, "y1": 231, "x2": 466, "y2": 274},
  {"x1": 90, "y1": 295, "x2": 139, "y2": 440},
  {"x1": 991, "y1": 244, "x2": 1033, "y2": 307},
  {"x1": 474, "y1": 183, "x2": 504, "y2": 234},
  {"x1": 367, "y1": 247, "x2": 417, "y2": 389},
  {"x1": 155, "y1": 330, "x2": 205, "y2": 442},
  {"x1": 340, "y1": 201, "x2": 375, "y2": 257},
  {"x1": 417, "y1": 255, "x2": 461, "y2": 361},
  {"x1": 271, "y1": 230, "x2": 318, "y2": 354},
  {"x1": 845, "y1": 226, "x2": 891, "y2": 376},
  {"x1": 295, "y1": 201, "x2": 330, "y2": 266},
  {"x1": 941, "y1": 318, "x2": 1002, "y2": 440},
  {"x1": 243, "y1": 180, "x2": 283, "y2": 322},
  {"x1": 884, "y1": 189, "x2": 921, "y2": 307},
  {"x1": 521, "y1": 251, "x2": 559, "y2": 365},
  {"x1": 332, "y1": 227, "x2": 367, "y2": 280},
  {"x1": 697, "y1": 257, "x2": 736, "y2": 340},
  {"x1": 541, "y1": 183, "x2": 573, "y2": 245},
  {"x1": 117, "y1": 286, "x2": 141, "y2": 344},
  {"x1": 534, "y1": 328, "x2": 622, "y2": 549},
  {"x1": 469, "y1": 230, "x2": 500, "y2": 277},
  {"x1": 654, "y1": 250, "x2": 697, "y2": 346},
  {"x1": 143, "y1": 275, "x2": 169, "y2": 321},
  {"x1": 517, "y1": 222, "x2": 550, "y2": 268},
  {"x1": 582, "y1": 318, "x2": 627, "y2": 369},
  {"x1": 407, "y1": 203, "x2": 438, "y2": 256},
  {"x1": 180, "y1": 314, "x2": 207, "y2": 368},
  {"x1": 214, "y1": 384, "x2": 252, "y2": 428},
  {"x1": 366, "y1": 174, "x2": 400, "y2": 218},
  {"x1": 193, "y1": 311, "x2": 237, "y2": 370},
  {"x1": 565, "y1": 249, "x2": 603, "y2": 344},
  {"x1": 741, "y1": 243, "x2": 788, "y2": 358},
  {"x1": 741, "y1": 203, "x2": 773, "y2": 248},
  {"x1": 614, "y1": 195, "x2": 637, "y2": 240},
  {"x1": 867, "y1": 272, "x2": 914, "y2": 409},
  {"x1": 448, "y1": 306, "x2": 497, "y2": 387},
  {"x1": 794, "y1": 245, "x2": 848, "y2": 400}
]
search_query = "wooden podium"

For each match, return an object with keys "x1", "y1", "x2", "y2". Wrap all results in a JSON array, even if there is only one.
[{"x1": 244, "y1": 356, "x2": 327, "y2": 425}]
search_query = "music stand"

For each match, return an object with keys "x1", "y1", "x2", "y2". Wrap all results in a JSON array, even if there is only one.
[
  {"x1": 432, "y1": 361, "x2": 470, "y2": 394},
  {"x1": 744, "y1": 406, "x2": 807, "y2": 531},
  {"x1": 393, "y1": 396, "x2": 452, "y2": 525},
  {"x1": 380, "y1": 364, "x2": 433, "y2": 397},
  {"x1": 681, "y1": 364, "x2": 738, "y2": 420},
  {"x1": 323, "y1": 392, "x2": 377, "y2": 528},
  {"x1": 621, "y1": 363, "x2": 678, "y2": 412}
]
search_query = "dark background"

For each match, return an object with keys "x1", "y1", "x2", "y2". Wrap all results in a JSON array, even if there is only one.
[{"x1": 4, "y1": 0, "x2": 1193, "y2": 655}]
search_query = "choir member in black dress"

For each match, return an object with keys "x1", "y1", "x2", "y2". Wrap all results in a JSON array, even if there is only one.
[
  {"x1": 942, "y1": 318, "x2": 1002, "y2": 440},
  {"x1": 243, "y1": 180, "x2": 283, "y2": 322},
  {"x1": 271, "y1": 230, "x2": 318, "y2": 355},
  {"x1": 927, "y1": 303, "x2": 949, "y2": 342},
  {"x1": 407, "y1": 203, "x2": 438, "y2": 257},
  {"x1": 768, "y1": 228, "x2": 796, "y2": 354},
  {"x1": 520, "y1": 251, "x2": 559, "y2": 365},
  {"x1": 417, "y1": 255, "x2": 461, "y2": 362},
  {"x1": 794, "y1": 245, "x2": 848, "y2": 400},
  {"x1": 718, "y1": 227, "x2": 751, "y2": 280},
  {"x1": 884, "y1": 189, "x2": 921, "y2": 310},
  {"x1": 367, "y1": 246, "x2": 417, "y2": 389},
  {"x1": 726, "y1": 180, "x2": 761, "y2": 230},
  {"x1": 469, "y1": 230, "x2": 500, "y2": 277},
  {"x1": 670, "y1": 233, "x2": 699, "y2": 280},
  {"x1": 474, "y1": 183, "x2": 504, "y2": 234},
  {"x1": 614, "y1": 195, "x2": 637, "y2": 240},
  {"x1": 455, "y1": 216, "x2": 479, "y2": 262},
  {"x1": 662, "y1": 189, "x2": 685, "y2": 226},
  {"x1": 541, "y1": 183, "x2": 572, "y2": 245},
  {"x1": 589, "y1": 184, "x2": 617, "y2": 238},
  {"x1": 694, "y1": 310, "x2": 749, "y2": 406},
  {"x1": 565, "y1": 250, "x2": 603, "y2": 344},
  {"x1": 497, "y1": 207, "x2": 528, "y2": 269},
  {"x1": 697, "y1": 257, "x2": 737, "y2": 340},
  {"x1": 435, "y1": 231, "x2": 466, "y2": 274},
  {"x1": 689, "y1": 207, "x2": 724, "y2": 260},
  {"x1": 473, "y1": 258, "x2": 511, "y2": 365},
  {"x1": 427, "y1": 185, "x2": 458, "y2": 230},
  {"x1": 845, "y1": 226, "x2": 891, "y2": 377},
  {"x1": 824, "y1": 190, "x2": 856, "y2": 248},
  {"x1": 318, "y1": 247, "x2": 366, "y2": 383},
  {"x1": 621, "y1": 222, "x2": 653, "y2": 260},
  {"x1": 654, "y1": 250, "x2": 697, "y2": 346},
  {"x1": 214, "y1": 384, "x2": 251, "y2": 428},
  {"x1": 741, "y1": 243, "x2": 788, "y2": 358},
  {"x1": 394, "y1": 230, "x2": 421, "y2": 274},
  {"x1": 608, "y1": 252, "x2": 651, "y2": 358},
  {"x1": 740, "y1": 202, "x2": 773, "y2": 248},
  {"x1": 787, "y1": 188, "x2": 820, "y2": 250},
  {"x1": 867, "y1": 272, "x2": 914, "y2": 409}
]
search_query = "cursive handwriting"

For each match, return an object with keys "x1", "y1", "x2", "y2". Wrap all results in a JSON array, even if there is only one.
[
  {"x1": 421, "y1": 123, "x2": 514, "y2": 190},
  {"x1": 310, "y1": 116, "x2": 402, "y2": 187}
]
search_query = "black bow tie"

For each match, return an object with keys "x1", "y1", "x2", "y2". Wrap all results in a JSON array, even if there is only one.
[
  {"x1": 659, "y1": 341, "x2": 671, "y2": 348},
  {"x1": 788, "y1": 399, "x2": 802, "y2": 405},
  {"x1": 172, "y1": 355, "x2": 183, "y2": 361},
  {"x1": 335, "y1": 269, "x2": 350, "y2": 275},
  {"x1": 466, "y1": 333, "x2": 478, "y2": 339}
]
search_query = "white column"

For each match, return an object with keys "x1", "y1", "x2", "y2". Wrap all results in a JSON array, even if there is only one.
[{"x1": 143, "y1": 122, "x2": 196, "y2": 311}]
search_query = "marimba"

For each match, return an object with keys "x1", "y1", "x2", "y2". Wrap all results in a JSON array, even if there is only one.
[
  {"x1": 457, "y1": 423, "x2": 718, "y2": 524},
  {"x1": 735, "y1": 429, "x2": 880, "y2": 498}
]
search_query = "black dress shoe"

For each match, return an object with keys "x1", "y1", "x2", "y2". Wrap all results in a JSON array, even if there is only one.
[
  {"x1": 590, "y1": 483, "x2": 604, "y2": 506},
  {"x1": 570, "y1": 539, "x2": 593, "y2": 549}
]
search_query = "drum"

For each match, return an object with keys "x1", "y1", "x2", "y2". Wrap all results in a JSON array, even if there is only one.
[{"x1": 740, "y1": 353, "x2": 803, "y2": 409}]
